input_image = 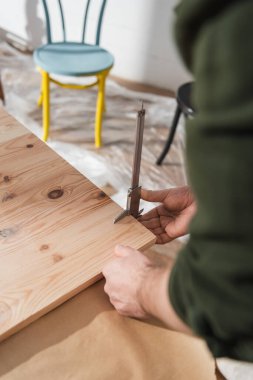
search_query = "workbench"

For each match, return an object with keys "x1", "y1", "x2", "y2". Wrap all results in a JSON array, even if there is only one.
[{"x1": 0, "y1": 108, "x2": 217, "y2": 380}]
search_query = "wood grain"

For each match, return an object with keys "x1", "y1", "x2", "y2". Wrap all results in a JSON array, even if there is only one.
[{"x1": 0, "y1": 108, "x2": 155, "y2": 342}]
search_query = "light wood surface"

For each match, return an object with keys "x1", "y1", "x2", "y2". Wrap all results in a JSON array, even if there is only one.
[{"x1": 0, "y1": 108, "x2": 155, "y2": 342}]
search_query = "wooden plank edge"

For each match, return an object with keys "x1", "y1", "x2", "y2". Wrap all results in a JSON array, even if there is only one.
[{"x1": 0, "y1": 237, "x2": 156, "y2": 343}]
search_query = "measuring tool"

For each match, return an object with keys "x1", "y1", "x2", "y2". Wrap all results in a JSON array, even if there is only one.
[{"x1": 114, "y1": 102, "x2": 145, "y2": 223}]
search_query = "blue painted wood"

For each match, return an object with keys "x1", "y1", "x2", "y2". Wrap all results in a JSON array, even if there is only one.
[
  {"x1": 40, "y1": 0, "x2": 107, "y2": 45},
  {"x1": 58, "y1": 0, "x2": 66, "y2": 42},
  {"x1": 96, "y1": 0, "x2": 107, "y2": 45},
  {"x1": 82, "y1": 0, "x2": 91, "y2": 43},
  {"x1": 35, "y1": 1, "x2": 113, "y2": 77},
  {"x1": 34, "y1": 42, "x2": 114, "y2": 76},
  {"x1": 41, "y1": 0, "x2": 52, "y2": 44}
]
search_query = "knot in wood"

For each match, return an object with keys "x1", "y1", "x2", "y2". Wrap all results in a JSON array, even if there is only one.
[
  {"x1": 52, "y1": 254, "x2": 63, "y2": 263},
  {"x1": 3, "y1": 175, "x2": 10, "y2": 182},
  {"x1": 40, "y1": 244, "x2": 49, "y2": 251},
  {"x1": 47, "y1": 188, "x2": 64, "y2": 200},
  {"x1": 98, "y1": 191, "x2": 106, "y2": 200},
  {"x1": 0, "y1": 228, "x2": 16, "y2": 238},
  {"x1": 26, "y1": 144, "x2": 34, "y2": 148},
  {"x1": 2, "y1": 192, "x2": 15, "y2": 202}
]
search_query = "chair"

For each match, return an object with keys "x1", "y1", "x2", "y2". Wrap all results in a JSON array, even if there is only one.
[
  {"x1": 156, "y1": 82, "x2": 195, "y2": 165},
  {"x1": 34, "y1": 0, "x2": 114, "y2": 147}
]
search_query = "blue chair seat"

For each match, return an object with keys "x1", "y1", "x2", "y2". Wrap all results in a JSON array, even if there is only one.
[{"x1": 34, "y1": 42, "x2": 114, "y2": 76}]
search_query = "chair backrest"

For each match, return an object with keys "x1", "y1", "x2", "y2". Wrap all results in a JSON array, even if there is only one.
[{"x1": 41, "y1": 0, "x2": 107, "y2": 45}]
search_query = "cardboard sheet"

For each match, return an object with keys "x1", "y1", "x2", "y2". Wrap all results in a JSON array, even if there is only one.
[{"x1": 0, "y1": 280, "x2": 217, "y2": 380}]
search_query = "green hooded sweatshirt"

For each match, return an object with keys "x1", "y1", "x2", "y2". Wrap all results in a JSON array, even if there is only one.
[{"x1": 169, "y1": 0, "x2": 253, "y2": 361}]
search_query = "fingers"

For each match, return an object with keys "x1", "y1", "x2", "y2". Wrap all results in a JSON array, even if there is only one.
[
  {"x1": 156, "y1": 233, "x2": 172, "y2": 244},
  {"x1": 152, "y1": 227, "x2": 166, "y2": 236},
  {"x1": 140, "y1": 217, "x2": 161, "y2": 230},
  {"x1": 138, "y1": 208, "x2": 158, "y2": 222},
  {"x1": 141, "y1": 188, "x2": 169, "y2": 203},
  {"x1": 139, "y1": 205, "x2": 170, "y2": 222},
  {"x1": 140, "y1": 218, "x2": 167, "y2": 235},
  {"x1": 141, "y1": 186, "x2": 194, "y2": 212},
  {"x1": 114, "y1": 244, "x2": 135, "y2": 257},
  {"x1": 103, "y1": 247, "x2": 130, "y2": 277}
]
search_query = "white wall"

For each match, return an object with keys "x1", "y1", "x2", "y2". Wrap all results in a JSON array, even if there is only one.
[{"x1": 0, "y1": 0, "x2": 191, "y2": 91}]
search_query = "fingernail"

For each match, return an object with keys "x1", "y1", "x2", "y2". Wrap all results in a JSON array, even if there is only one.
[{"x1": 115, "y1": 244, "x2": 125, "y2": 250}]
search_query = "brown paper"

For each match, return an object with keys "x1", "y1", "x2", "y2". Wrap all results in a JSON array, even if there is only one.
[{"x1": 0, "y1": 280, "x2": 217, "y2": 380}]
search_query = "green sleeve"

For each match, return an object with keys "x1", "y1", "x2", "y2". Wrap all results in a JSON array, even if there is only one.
[{"x1": 169, "y1": 0, "x2": 253, "y2": 360}]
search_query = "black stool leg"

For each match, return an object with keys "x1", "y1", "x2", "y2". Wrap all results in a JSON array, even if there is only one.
[
  {"x1": 0, "y1": 76, "x2": 5, "y2": 105},
  {"x1": 156, "y1": 104, "x2": 182, "y2": 166}
]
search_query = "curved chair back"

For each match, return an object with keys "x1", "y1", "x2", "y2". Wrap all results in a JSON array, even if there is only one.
[{"x1": 41, "y1": 0, "x2": 107, "y2": 45}]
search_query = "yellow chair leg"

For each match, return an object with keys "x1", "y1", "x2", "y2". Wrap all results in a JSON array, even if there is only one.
[
  {"x1": 102, "y1": 92, "x2": 106, "y2": 113},
  {"x1": 95, "y1": 71, "x2": 106, "y2": 148},
  {"x1": 37, "y1": 76, "x2": 43, "y2": 107},
  {"x1": 42, "y1": 70, "x2": 50, "y2": 142},
  {"x1": 38, "y1": 93, "x2": 43, "y2": 107}
]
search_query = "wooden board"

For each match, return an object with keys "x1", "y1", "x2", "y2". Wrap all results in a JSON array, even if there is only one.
[{"x1": 0, "y1": 108, "x2": 155, "y2": 342}]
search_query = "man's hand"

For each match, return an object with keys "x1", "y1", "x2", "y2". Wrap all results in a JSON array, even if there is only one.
[
  {"x1": 103, "y1": 244, "x2": 171, "y2": 319},
  {"x1": 102, "y1": 245, "x2": 192, "y2": 333},
  {"x1": 139, "y1": 186, "x2": 196, "y2": 244}
]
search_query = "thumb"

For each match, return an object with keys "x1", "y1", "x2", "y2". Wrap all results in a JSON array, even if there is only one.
[
  {"x1": 114, "y1": 244, "x2": 134, "y2": 257},
  {"x1": 141, "y1": 188, "x2": 169, "y2": 203}
]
